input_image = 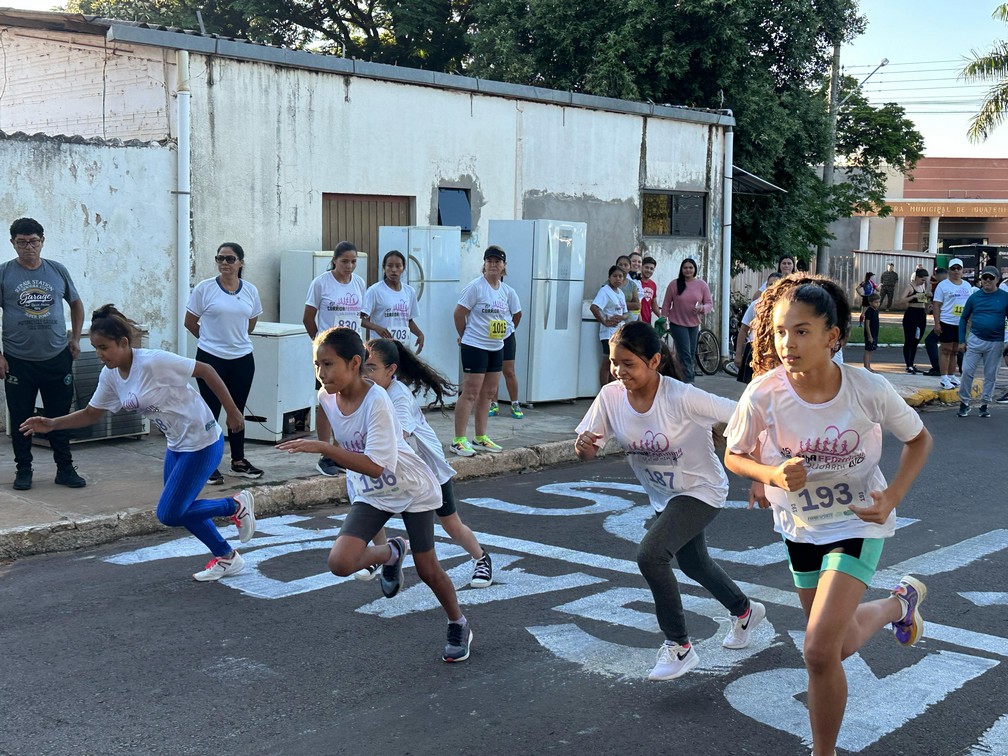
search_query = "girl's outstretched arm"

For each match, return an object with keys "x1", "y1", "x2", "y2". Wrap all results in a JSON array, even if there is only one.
[{"x1": 275, "y1": 438, "x2": 384, "y2": 478}]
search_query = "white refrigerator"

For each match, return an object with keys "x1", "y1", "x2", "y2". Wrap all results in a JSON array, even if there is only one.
[
  {"x1": 278, "y1": 249, "x2": 369, "y2": 326},
  {"x1": 377, "y1": 226, "x2": 462, "y2": 393},
  {"x1": 488, "y1": 220, "x2": 587, "y2": 403},
  {"x1": 244, "y1": 322, "x2": 316, "y2": 442}
]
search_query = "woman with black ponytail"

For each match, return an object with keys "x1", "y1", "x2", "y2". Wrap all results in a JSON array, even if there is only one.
[{"x1": 574, "y1": 320, "x2": 765, "y2": 682}]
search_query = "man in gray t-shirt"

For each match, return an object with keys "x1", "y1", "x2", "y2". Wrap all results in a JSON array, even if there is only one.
[{"x1": 2, "y1": 218, "x2": 86, "y2": 490}]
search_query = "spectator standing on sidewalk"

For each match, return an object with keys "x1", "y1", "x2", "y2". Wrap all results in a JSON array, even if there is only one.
[
  {"x1": 660, "y1": 258, "x2": 713, "y2": 384},
  {"x1": 999, "y1": 276, "x2": 1008, "y2": 405},
  {"x1": 185, "y1": 242, "x2": 264, "y2": 485},
  {"x1": 955, "y1": 267, "x2": 1008, "y2": 418},
  {"x1": 932, "y1": 258, "x2": 975, "y2": 390},
  {"x1": 639, "y1": 256, "x2": 659, "y2": 325},
  {"x1": 879, "y1": 263, "x2": 899, "y2": 311},
  {"x1": 1, "y1": 217, "x2": 87, "y2": 491},
  {"x1": 923, "y1": 267, "x2": 947, "y2": 376},
  {"x1": 899, "y1": 268, "x2": 930, "y2": 374},
  {"x1": 303, "y1": 241, "x2": 367, "y2": 476},
  {"x1": 862, "y1": 294, "x2": 881, "y2": 373},
  {"x1": 616, "y1": 254, "x2": 641, "y2": 321}
]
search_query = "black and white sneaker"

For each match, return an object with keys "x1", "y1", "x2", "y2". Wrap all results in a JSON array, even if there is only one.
[
  {"x1": 316, "y1": 456, "x2": 342, "y2": 476},
  {"x1": 443, "y1": 619, "x2": 473, "y2": 663},
  {"x1": 957, "y1": 402, "x2": 971, "y2": 418},
  {"x1": 979, "y1": 404, "x2": 991, "y2": 418},
  {"x1": 996, "y1": 391, "x2": 1008, "y2": 404},
  {"x1": 470, "y1": 551, "x2": 493, "y2": 588},
  {"x1": 380, "y1": 536, "x2": 409, "y2": 598},
  {"x1": 230, "y1": 458, "x2": 263, "y2": 479},
  {"x1": 207, "y1": 469, "x2": 225, "y2": 486}
]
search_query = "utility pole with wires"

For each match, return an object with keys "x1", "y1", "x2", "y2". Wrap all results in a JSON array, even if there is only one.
[{"x1": 816, "y1": 52, "x2": 888, "y2": 275}]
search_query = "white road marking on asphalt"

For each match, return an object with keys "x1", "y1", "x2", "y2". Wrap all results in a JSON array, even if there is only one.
[
  {"x1": 968, "y1": 713, "x2": 1008, "y2": 755},
  {"x1": 959, "y1": 592, "x2": 1008, "y2": 606},
  {"x1": 724, "y1": 631, "x2": 1000, "y2": 752},
  {"x1": 872, "y1": 530, "x2": 1008, "y2": 588}
]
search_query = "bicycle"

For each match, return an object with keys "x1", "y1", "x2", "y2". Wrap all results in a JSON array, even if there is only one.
[{"x1": 654, "y1": 317, "x2": 723, "y2": 376}]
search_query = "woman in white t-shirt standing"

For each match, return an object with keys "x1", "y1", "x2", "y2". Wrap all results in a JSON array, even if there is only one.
[
  {"x1": 723, "y1": 275, "x2": 933, "y2": 756},
  {"x1": 277, "y1": 328, "x2": 473, "y2": 663},
  {"x1": 360, "y1": 250, "x2": 425, "y2": 352},
  {"x1": 489, "y1": 272, "x2": 523, "y2": 420},
  {"x1": 575, "y1": 320, "x2": 766, "y2": 682},
  {"x1": 185, "y1": 242, "x2": 264, "y2": 484},
  {"x1": 590, "y1": 265, "x2": 629, "y2": 388},
  {"x1": 20, "y1": 305, "x2": 256, "y2": 581},
  {"x1": 450, "y1": 246, "x2": 511, "y2": 457},
  {"x1": 303, "y1": 241, "x2": 367, "y2": 477}
]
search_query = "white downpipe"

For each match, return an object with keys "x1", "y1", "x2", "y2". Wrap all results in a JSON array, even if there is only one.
[
  {"x1": 721, "y1": 120, "x2": 733, "y2": 356},
  {"x1": 176, "y1": 50, "x2": 191, "y2": 354}
]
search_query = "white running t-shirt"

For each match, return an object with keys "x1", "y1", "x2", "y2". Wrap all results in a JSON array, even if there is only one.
[
  {"x1": 725, "y1": 364, "x2": 924, "y2": 544},
  {"x1": 576, "y1": 375, "x2": 736, "y2": 511},
  {"x1": 186, "y1": 278, "x2": 263, "y2": 359},
  {"x1": 591, "y1": 285, "x2": 628, "y2": 342},
  {"x1": 458, "y1": 276, "x2": 510, "y2": 351},
  {"x1": 386, "y1": 378, "x2": 456, "y2": 485},
  {"x1": 89, "y1": 348, "x2": 221, "y2": 452},
  {"x1": 306, "y1": 273, "x2": 367, "y2": 333},
  {"x1": 317, "y1": 382, "x2": 441, "y2": 513},
  {"x1": 933, "y1": 278, "x2": 976, "y2": 326},
  {"x1": 362, "y1": 281, "x2": 419, "y2": 342}
]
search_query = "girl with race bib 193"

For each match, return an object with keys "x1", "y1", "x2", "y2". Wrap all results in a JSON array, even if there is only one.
[
  {"x1": 20, "y1": 305, "x2": 257, "y2": 582},
  {"x1": 723, "y1": 275, "x2": 933, "y2": 756},
  {"x1": 303, "y1": 241, "x2": 367, "y2": 477},
  {"x1": 361, "y1": 250, "x2": 425, "y2": 353},
  {"x1": 277, "y1": 327, "x2": 473, "y2": 663},
  {"x1": 574, "y1": 320, "x2": 767, "y2": 682},
  {"x1": 362, "y1": 338, "x2": 493, "y2": 588}
]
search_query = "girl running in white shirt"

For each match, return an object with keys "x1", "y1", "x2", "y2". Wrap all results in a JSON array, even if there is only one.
[
  {"x1": 303, "y1": 241, "x2": 367, "y2": 477},
  {"x1": 20, "y1": 305, "x2": 256, "y2": 581},
  {"x1": 362, "y1": 338, "x2": 493, "y2": 588},
  {"x1": 360, "y1": 250, "x2": 425, "y2": 352},
  {"x1": 277, "y1": 327, "x2": 473, "y2": 663},
  {"x1": 574, "y1": 320, "x2": 766, "y2": 681},
  {"x1": 723, "y1": 275, "x2": 933, "y2": 756}
]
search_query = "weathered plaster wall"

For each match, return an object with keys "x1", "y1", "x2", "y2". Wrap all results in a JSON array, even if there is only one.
[
  {"x1": 0, "y1": 29, "x2": 174, "y2": 141},
  {"x1": 0, "y1": 133, "x2": 177, "y2": 348}
]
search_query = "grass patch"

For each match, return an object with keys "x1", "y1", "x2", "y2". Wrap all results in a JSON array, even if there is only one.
[{"x1": 848, "y1": 323, "x2": 904, "y2": 345}]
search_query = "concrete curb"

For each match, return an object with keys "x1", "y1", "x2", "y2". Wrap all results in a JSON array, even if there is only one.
[{"x1": 0, "y1": 439, "x2": 608, "y2": 560}]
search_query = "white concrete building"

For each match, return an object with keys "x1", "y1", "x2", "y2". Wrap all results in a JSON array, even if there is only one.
[{"x1": 0, "y1": 10, "x2": 741, "y2": 359}]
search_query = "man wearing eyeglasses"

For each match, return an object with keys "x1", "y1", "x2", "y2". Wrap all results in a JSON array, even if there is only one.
[
  {"x1": 955, "y1": 266, "x2": 1008, "y2": 418},
  {"x1": 1, "y1": 218, "x2": 86, "y2": 490}
]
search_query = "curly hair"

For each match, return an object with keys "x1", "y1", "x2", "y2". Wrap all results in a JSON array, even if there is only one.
[{"x1": 750, "y1": 274, "x2": 851, "y2": 377}]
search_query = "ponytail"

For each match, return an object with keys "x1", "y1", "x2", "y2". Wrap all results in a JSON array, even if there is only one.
[{"x1": 365, "y1": 338, "x2": 458, "y2": 409}]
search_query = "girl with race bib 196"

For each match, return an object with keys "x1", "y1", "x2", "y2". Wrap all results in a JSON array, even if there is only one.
[
  {"x1": 303, "y1": 241, "x2": 367, "y2": 477},
  {"x1": 574, "y1": 320, "x2": 766, "y2": 682},
  {"x1": 723, "y1": 275, "x2": 933, "y2": 756},
  {"x1": 361, "y1": 250, "x2": 425, "y2": 354},
  {"x1": 21, "y1": 305, "x2": 257, "y2": 582},
  {"x1": 362, "y1": 338, "x2": 493, "y2": 588},
  {"x1": 277, "y1": 327, "x2": 473, "y2": 663}
]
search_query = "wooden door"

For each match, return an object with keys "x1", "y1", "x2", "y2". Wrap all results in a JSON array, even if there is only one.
[{"x1": 322, "y1": 194, "x2": 413, "y2": 284}]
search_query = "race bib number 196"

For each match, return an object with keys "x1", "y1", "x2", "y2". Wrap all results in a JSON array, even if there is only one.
[{"x1": 785, "y1": 480, "x2": 866, "y2": 527}]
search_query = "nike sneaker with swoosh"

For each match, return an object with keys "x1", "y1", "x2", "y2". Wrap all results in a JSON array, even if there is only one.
[
  {"x1": 647, "y1": 642, "x2": 699, "y2": 681},
  {"x1": 722, "y1": 600, "x2": 767, "y2": 649}
]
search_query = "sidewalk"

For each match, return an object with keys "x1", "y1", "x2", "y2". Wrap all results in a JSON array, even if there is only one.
[{"x1": 0, "y1": 357, "x2": 992, "y2": 559}]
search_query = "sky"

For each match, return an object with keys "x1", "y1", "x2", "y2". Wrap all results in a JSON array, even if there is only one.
[{"x1": 6, "y1": 0, "x2": 1008, "y2": 158}]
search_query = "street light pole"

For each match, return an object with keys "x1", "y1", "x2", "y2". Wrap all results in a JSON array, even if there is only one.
[{"x1": 816, "y1": 54, "x2": 888, "y2": 276}]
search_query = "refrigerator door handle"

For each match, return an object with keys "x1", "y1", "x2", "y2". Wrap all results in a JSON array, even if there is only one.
[
  {"x1": 409, "y1": 254, "x2": 426, "y2": 301},
  {"x1": 544, "y1": 279, "x2": 551, "y2": 330}
]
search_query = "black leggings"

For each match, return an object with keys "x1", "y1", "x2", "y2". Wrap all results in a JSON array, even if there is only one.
[
  {"x1": 902, "y1": 308, "x2": 927, "y2": 368},
  {"x1": 195, "y1": 349, "x2": 255, "y2": 461}
]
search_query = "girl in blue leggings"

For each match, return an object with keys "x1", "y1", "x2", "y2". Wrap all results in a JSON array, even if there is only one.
[{"x1": 20, "y1": 304, "x2": 257, "y2": 581}]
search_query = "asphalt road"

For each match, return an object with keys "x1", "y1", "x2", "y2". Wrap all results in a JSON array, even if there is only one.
[{"x1": 2, "y1": 406, "x2": 1006, "y2": 756}]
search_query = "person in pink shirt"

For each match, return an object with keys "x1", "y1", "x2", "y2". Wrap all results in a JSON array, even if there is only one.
[{"x1": 660, "y1": 258, "x2": 713, "y2": 383}]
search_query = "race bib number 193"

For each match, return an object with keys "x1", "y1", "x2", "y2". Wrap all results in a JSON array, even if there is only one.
[{"x1": 785, "y1": 480, "x2": 867, "y2": 527}]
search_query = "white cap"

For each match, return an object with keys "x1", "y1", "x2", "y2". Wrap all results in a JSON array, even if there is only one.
[{"x1": 948, "y1": 258, "x2": 964, "y2": 268}]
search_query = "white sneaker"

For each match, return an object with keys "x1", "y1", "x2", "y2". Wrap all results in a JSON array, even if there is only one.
[
  {"x1": 939, "y1": 377, "x2": 953, "y2": 390},
  {"x1": 950, "y1": 375, "x2": 961, "y2": 387},
  {"x1": 193, "y1": 551, "x2": 245, "y2": 581},
  {"x1": 723, "y1": 600, "x2": 766, "y2": 649},
  {"x1": 231, "y1": 490, "x2": 256, "y2": 543},
  {"x1": 647, "y1": 642, "x2": 699, "y2": 681},
  {"x1": 353, "y1": 564, "x2": 381, "y2": 581}
]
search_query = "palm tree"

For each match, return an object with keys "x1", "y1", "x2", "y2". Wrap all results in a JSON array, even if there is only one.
[{"x1": 962, "y1": 3, "x2": 1008, "y2": 142}]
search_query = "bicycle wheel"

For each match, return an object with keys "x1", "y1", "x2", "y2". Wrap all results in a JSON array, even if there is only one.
[{"x1": 695, "y1": 329, "x2": 721, "y2": 375}]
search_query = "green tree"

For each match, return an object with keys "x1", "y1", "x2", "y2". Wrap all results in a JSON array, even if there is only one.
[{"x1": 961, "y1": 3, "x2": 1008, "y2": 142}]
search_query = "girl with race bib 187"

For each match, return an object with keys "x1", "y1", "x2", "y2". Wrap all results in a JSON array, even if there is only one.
[
  {"x1": 574, "y1": 320, "x2": 766, "y2": 682},
  {"x1": 277, "y1": 327, "x2": 473, "y2": 663},
  {"x1": 723, "y1": 275, "x2": 933, "y2": 756}
]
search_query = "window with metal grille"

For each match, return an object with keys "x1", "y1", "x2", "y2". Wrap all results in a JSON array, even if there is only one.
[
  {"x1": 642, "y1": 192, "x2": 707, "y2": 238},
  {"x1": 437, "y1": 188, "x2": 472, "y2": 232}
]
